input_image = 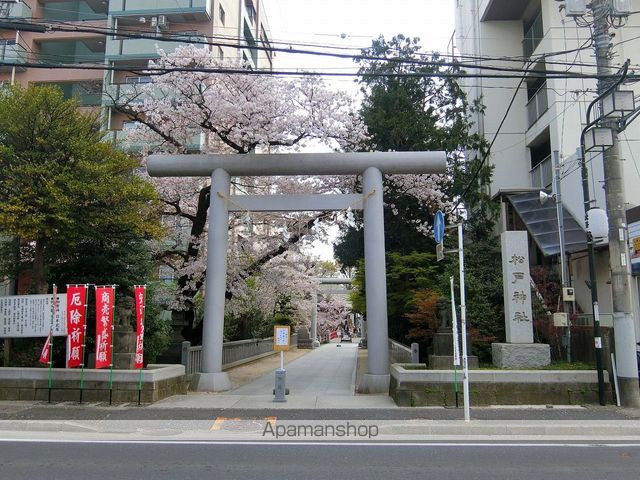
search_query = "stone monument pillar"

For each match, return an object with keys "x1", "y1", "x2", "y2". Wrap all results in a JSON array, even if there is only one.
[
  {"x1": 492, "y1": 231, "x2": 550, "y2": 368},
  {"x1": 113, "y1": 295, "x2": 136, "y2": 369},
  {"x1": 429, "y1": 298, "x2": 478, "y2": 369}
]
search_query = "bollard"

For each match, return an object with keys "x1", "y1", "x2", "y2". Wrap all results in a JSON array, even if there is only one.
[
  {"x1": 411, "y1": 343, "x2": 420, "y2": 363},
  {"x1": 274, "y1": 368, "x2": 287, "y2": 402}
]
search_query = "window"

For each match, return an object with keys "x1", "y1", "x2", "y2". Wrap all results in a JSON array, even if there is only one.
[
  {"x1": 219, "y1": 4, "x2": 225, "y2": 25},
  {"x1": 125, "y1": 76, "x2": 152, "y2": 85},
  {"x1": 245, "y1": 0, "x2": 257, "y2": 25},
  {"x1": 523, "y1": 10, "x2": 543, "y2": 57}
]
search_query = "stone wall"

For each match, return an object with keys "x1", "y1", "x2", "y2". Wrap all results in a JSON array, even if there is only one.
[
  {"x1": 390, "y1": 364, "x2": 612, "y2": 407},
  {"x1": 0, "y1": 364, "x2": 188, "y2": 403}
]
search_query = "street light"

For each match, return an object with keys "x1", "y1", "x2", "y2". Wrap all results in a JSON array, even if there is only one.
[
  {"x1": 579, "y1": 60, "x2": 630, "y2": 405},
  {"x1": 602, "y1": 90, "x2": 635, "y2": 118}
]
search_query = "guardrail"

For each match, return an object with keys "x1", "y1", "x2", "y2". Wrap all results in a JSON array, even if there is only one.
[
  {"x1": 181, "y1": 333, "x2": 298, "y2": 375},
  {"x1": 388, "y1": 338, "x2": 419, "y2": 364}
]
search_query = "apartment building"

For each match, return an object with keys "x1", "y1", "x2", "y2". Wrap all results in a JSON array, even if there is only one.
[
  {"x1": 454, "y1": 0, "x2": 640, "y2": 334},
  {"x1": 0, "y1": 0, "x2": 274, "y2": 144}
]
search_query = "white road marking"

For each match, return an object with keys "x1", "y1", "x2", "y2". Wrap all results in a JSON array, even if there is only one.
[{"x1": 0, "y1": 438, "x2": 639, "y2": 447}]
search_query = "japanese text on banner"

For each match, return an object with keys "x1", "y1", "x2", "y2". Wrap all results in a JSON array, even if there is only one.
[
  {"x1": 95, "y1": 286, "x2": 114, "y2": 369},
  {"x1": 66, "y1": 285, "x2": 87, "y2": 368},
  {"x1": 134, "y1": 286, "x2": 145, "y2": 369}
]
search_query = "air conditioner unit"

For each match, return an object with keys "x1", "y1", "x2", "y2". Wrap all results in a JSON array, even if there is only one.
[
  {"x1": 564, "y1": 0, "x2": 587, "y2": 16},
  {"x1": 157, "y1": 15, "x2": 168, "y2": 30}
]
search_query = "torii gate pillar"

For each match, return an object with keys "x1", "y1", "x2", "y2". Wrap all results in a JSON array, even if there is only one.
[
  {"x1": 360, "y1": 166, "x2": 390, "y2": 392},
  {"x1": 193, "y1": 168, "x2": 232, "y2": 391}
]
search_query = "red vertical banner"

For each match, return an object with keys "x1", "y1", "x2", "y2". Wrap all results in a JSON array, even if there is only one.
[
  {"x1": 95, "y1": 286, "x2": 115, "y2": 369},
  {"x1": 39, "y1": 333, "x2": 52, "y2": 364},
  {"x1": 66, "y1": 285, "x2": 88, "y2": 368},
  {"x1": 134, "y1": 286, "x2": 146, "y2": 369}
]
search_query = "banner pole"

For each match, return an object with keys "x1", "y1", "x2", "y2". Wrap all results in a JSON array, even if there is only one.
[
  {"x1": 136, "y1": 285, "x2": 146, "y2": 406},
  {"x1": 79, "y1": 284, "x2": 88, "y2": 404},
  {"x1": 108, "y1": 285, "x2": 115, "y2": 406},
  {"x1": 450, "y1": 276, "x2": 461, "y2": 409},
  {"x1": 458, "y1": 224, "x2": 471, "y2": 422},
  {"x1": 48, "y1": 284, "x2": 57, "y2": 404}
]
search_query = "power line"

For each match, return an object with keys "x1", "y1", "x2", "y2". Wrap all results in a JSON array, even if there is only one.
[{"x1": 0, "y1": 18, "x2": 612, "y2": 78}]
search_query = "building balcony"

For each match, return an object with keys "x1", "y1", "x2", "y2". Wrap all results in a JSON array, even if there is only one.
[
  {"x1": 42, "y1": 82, "x2": 103, "y2": 106},
  {"x1": 40, "y1": 0, "x2": 108, "y2": 21},
  {"x1": 109, "y1": 0, "x2": 211, "y2": 21},
  {"x1": 0, "y1": 42, "x2": 28, "y2": 72},
  {"x1": 530, "y1": 154, "x2": 552, "y2": 190},
  {"x1": 105, "y1": 129, "x2": 203, "y2": 153},
  {"x1": 37, "y1": 38, "x2": 105, "y2": 65},
  {"x1": 522, "y1": 12, "x2": 543, "y2": 58},
  {"x1": 104, "y1": 82, "x2": 158, "y2": 105},
  {"x1": 5, "y1": 1, "x2": 32, "y2": 19},
  {"x1": 526, "y1": 83, "x2": 548, "y2": 129},
  {"x1": 105, "y1": 35, "x2": 207, "y2": 61}
]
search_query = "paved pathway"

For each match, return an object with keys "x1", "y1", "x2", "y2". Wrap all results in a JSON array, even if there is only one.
[
  {"x1": 230, "y1": 342, "x2": 357, "y2": 396},
  {"x1": 150, "y1": 342, "x2": 396, "y2": 409}
]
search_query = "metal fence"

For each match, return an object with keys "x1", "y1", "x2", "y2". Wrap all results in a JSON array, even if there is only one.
[{"x1": 182, "y1": 333, "x2": 298, "y2": 375}]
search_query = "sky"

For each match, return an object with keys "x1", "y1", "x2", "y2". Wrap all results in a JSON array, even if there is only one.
[{"x1": 261, "y1": 1, "x2": 456, "y2": 261}]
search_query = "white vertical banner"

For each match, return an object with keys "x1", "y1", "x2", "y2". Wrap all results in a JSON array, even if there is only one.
[{"x1": 450, "y1": 276, "x2": 461, "y2": 366}]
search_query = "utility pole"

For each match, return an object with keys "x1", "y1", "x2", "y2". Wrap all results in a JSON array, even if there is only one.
[{"x1": 590, "y1": 0, "x2": 640, "y2": 407}]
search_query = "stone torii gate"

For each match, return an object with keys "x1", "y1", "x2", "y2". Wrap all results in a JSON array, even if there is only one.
[
  {"x1": 147, "y1": 151, "x2": 446, "y2": 393},
  {"x1": 311, "y1": 277, "x2": 354, "y2": 348}
]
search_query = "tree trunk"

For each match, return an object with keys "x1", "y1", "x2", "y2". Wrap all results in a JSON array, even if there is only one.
[{"x1": 30, "y1": 239, "x2": 48, "y2": 294}]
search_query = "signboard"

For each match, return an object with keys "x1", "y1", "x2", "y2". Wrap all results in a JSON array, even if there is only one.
[
  {"x1": 0, "y1": 294, "x2": 67, "y2": 338},
  {"x1": 273, "y1": 325, "x2": 291, "y2": 351},
  {"x1": 436, "y1": 242, "x2": 444, "y2": 262},
  {"x1": 627, "y1": 206, "x2": 640, "y2": 275},
  {"x1": 433, "y1": 210, "x2": 445, "y2": 244},
  {"x1": 501, "y1": 231, "x2": 534, "y2": 343}
]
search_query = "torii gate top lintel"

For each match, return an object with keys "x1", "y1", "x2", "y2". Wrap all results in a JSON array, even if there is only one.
[{"x1": 147, "y1": 151, "x2": 447, "y2": 177}]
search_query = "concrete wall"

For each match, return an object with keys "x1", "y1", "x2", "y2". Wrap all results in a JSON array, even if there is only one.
[
  {"x1": 0, "y1": 364, "x2": 188, "y2": 403},
  {"x1": 390, "y1": 364, "x2": 611, "y2": 406}
]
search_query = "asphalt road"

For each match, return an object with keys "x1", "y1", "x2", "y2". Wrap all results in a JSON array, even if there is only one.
[{"x1": 1, "y1": 441, "x2": 640, "y2": 480}]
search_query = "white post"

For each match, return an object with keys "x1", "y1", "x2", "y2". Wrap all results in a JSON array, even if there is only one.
[
  {"x1": 193, "y1": 168, "x2": 231, "y2": 391},
  {"x1": 553, "y1": 150, "x2": 572, "y2": 361},
  {"x1": 311, "y1": 292, "x2": 320, "y2": 348},
  {"x1": 458, "y1": 224, "x2": 471, "y2": 422}
]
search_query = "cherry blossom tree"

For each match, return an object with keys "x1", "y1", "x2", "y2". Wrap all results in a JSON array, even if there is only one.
[
  {"x1": 107, "y1": 45, "x2": 453, "y2": 341},
  {"x1": 316, "y1": 295, "x2": 351, "y2": 337}
]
